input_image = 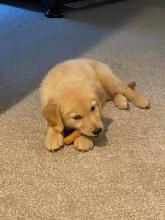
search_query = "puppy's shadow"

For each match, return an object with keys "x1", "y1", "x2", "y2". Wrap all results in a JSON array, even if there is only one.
[{"x1": 93, "y1": 117, "x2": 113, "y2": 147}]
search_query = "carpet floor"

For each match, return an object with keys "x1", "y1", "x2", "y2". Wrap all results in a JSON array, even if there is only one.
[{"x1": 0, "y1": 0, "x2": 165, "y2": 219}]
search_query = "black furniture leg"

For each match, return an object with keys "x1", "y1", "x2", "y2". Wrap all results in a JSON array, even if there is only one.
[
  {"x1": 45, "y1": 6, "x2": 64, "y2": 18},
  {"x1": 42, "y1": 0, "x2": 64, "y2": 18}
]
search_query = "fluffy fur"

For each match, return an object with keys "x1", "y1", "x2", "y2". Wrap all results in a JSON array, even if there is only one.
[{"x1": 40, "y1": 59, "x2": 150, "y2": 152}]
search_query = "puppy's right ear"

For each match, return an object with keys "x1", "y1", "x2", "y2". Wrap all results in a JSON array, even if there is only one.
[{"x1": 43, "y1": 100, "x2": 64, "y2": 132}]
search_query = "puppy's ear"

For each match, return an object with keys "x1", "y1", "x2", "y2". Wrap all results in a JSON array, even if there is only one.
[
  {"x1": 96, "y1": 99, "x2": 104, "y2": 117},
  {"x1": 43, "y1": 100, "x2": 64, "y2": 132},
  {"x1": 94, "y1": 85, "x2": 106, "y2": 111}
]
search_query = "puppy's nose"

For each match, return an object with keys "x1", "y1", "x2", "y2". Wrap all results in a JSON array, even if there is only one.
[{"x1": 93, "y1": 128, "x2": 102, "y2": 136}]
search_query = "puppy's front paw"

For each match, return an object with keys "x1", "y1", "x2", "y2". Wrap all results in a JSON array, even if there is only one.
[
  {"x1": 45, "y1": 131, "x2": 64, "y2": 152},
  {"x1": 133, "y1": 95, "x2": 150, "y2": 109},
  {"x1": 74, "y1": 136, "x2": 93, "y2": 152}
]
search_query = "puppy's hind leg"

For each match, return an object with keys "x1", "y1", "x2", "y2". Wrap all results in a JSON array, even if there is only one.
[
  {"x1": 92, "y1": 61, "x2": 150, "y2": 109},
  {"x1": 123, "y1": 86, "x2": 150, "y2": 109},
  {"x1": 114, "y1": 94, "x2": 129, "y2": 110},
  {"x1": 113, "y1": 81, "x2": 136, "y2": 110}
]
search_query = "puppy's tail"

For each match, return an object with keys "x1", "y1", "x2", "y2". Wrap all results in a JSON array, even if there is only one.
[
  {"x1": 124, "y1": 81, "x2": 150, "y2": 109},
  {"x1": 128, "y1": 81, "x2": 136, "y2": 90}
]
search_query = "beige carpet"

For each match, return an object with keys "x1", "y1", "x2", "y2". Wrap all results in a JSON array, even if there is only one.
[{"x1": 0, "y1": 0, "x2": 165, "y2": 219}]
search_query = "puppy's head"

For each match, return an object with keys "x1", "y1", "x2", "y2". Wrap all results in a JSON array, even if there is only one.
[{"x1": 43, "y1": 83, "x2": 104, "y2": 137}]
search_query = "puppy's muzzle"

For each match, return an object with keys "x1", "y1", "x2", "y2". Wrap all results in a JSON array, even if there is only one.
[{"x1": 92, "y1": 128, "x2": 102, "y2": 136}]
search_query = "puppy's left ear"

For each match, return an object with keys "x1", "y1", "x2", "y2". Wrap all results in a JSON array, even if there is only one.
[
  {"x1": 43, "y1": 100, "x2": 64, "y2": 132},
  {"x1": 96, "y1": 99, "x2": 104, "y2": 116},
  {"x1": 93, "y1": 85, "x2": 107, "y2": 111}
]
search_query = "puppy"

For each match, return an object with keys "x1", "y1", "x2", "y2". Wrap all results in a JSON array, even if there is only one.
[{"x1": 40, "y1": 59, "x2": 150, "y2": 152}]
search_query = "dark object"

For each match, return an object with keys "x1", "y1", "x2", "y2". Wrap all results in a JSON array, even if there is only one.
[
  {"x1": 42, "y1": 0, "x2": 125, "y2": 18},
  {"x1": 42, "y1": 0, "x2": 64, "y2": 17},
  {"x1": 45, "y1": 8, "x2": 64, "y2": 18},
  {"x1": 63, "y1": 128, "x2": 75, "y2": 137}
]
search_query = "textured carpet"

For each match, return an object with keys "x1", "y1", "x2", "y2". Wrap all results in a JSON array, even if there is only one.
[{"x1": 0, "y1": 0, "x2": 165, "y2": 219}]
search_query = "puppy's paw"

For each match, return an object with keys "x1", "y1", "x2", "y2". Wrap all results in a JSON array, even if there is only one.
[
  {"x1": 114, "y1": 94, "x2": 129, "y2": 110},
  {"x1": 133, "y1": 95, "x2": 150, "y2": 109},
  {"x1": 45, "y1": 132, "x2": 64, "y2": 152},
  {"x1": 74, "y1": 136, "x2": 93, "y2": 152}
]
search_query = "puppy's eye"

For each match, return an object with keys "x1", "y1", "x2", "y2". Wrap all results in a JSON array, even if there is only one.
[
  {"x1": 91, "y1": 106, "x2": 96, "y2": 112},
  {"x1": 73, "y1": 115, "x2": 82, "y2": 120}
]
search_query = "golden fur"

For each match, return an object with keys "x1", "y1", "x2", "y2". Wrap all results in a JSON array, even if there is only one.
[{"x1": 40, "y1": 59, "x2": 150, "y2": 152}]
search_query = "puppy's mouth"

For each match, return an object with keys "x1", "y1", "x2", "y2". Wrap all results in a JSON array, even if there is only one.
[
  {"x1": 64, "y1": 127, "x2": 102, "y2": 138},
  {"x1": 92, "y1": 134, "x2": 100, "y2": 138},
  {"x1": 82, "y1": 133, "x2": 101, "y2": 138},
  {"x1": 79, "y1": 129, "x2": 103, "y2": 138}
]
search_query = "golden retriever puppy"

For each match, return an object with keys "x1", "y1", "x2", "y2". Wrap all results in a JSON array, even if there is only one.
[{"x1": 40, "y1": 59, "x2": 150, "y2": 152}]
